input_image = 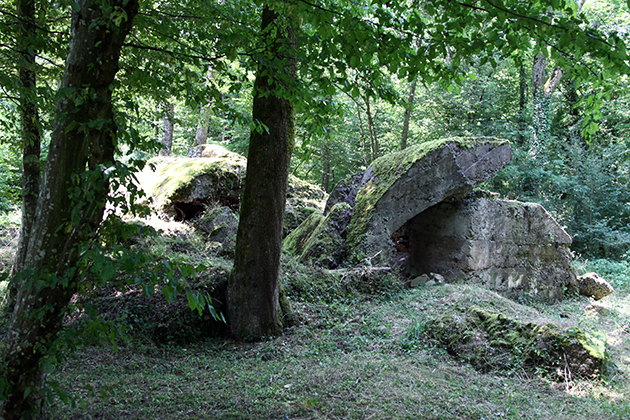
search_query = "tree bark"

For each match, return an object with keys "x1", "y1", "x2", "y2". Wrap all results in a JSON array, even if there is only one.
[
  {"x1": 365, "y1": 95, "x2": 378, "y2": 160},
  {"x1": 228, "y1": 4, "x2": 297, "y2": 340},
  {"x1": 400, "y1": 79, "x2": 416, "y2": 150},
  {"x1": 6, "y1": 0, "x2": 42, "y2": 313},
  {"x1": 195, "y1": 106, "x2": 211, "y2": 146},
  {"x1": 517, "y1": 62, "x2": 527, "y2": 145},
  {"x1": 322, "y1": 118, "x2": 332, "y2": 192},
  {"x1": 160, "y1": 102, "x2": 174, "y2": 155},
  {"x1": 0, "y1": 1, "x2": 138, "y2": 418}
]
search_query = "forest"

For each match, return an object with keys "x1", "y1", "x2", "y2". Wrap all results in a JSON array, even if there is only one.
[{"x1": 1, "y1": 0, "x2": 630, "y2": 419}]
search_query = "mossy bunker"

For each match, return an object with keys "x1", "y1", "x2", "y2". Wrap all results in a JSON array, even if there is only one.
[{"x1": 287, "y1": 137, "x2": 578, "y2": 301}]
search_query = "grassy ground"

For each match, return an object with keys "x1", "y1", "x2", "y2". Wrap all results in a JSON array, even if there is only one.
[
  {"x1": 1, "y1": 213, "x2": 629, "y2": 419},
  {"x1": 48, "y1": 282, "x2": 630, "y2": 420}
]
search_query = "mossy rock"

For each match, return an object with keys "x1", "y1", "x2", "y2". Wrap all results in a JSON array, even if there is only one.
[
  {"x1": 426, "y1": 304, "x2": 606, "y2": 379},
  {"x1": 138, "y1": 151, "x2": 327, "y2": 235},
  {"x1": 283, "y1": 209, "x2": 325, "y2": 258},
  {"x1": 297, "y1": 202, "x2": 353, "y2": 269},
  {"x1": 194, "y1": 205, "x2": 239, "y2": 257},
  {"x1": 142, "y1": 154, "x2": 246, "y2": 217}
]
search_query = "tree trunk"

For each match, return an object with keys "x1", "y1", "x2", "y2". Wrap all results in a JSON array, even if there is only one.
[
  {"x1": 356, "y1": 102, "x2": 370, "y2": 165},
  {"x1": 0, "y1": 1, "x2": 138, "y2": 417},
  {"x1": 400, "y1": 79, "x2": 416, "y2": 150},
  {"x1": 517, "y1": 62, "x2": 527, "y2": 145},
  {"x1": 531, "y1": 52, "x2": 548, "y2": 154},
  {"x1": 322, "y1": 118, "x2": 332, "y2": 192},
  {"x1": 365, "y1": 95, "x2": 378, "y2": 160},
  {"x1": 6, "y1": 0, "x2": 42, "y2": 313},
  {"x1": 195, "y1": 66, "x2": 215, "y2": 146},
  {"x1": 160, "y1": 102, "x2": 174, "y2": 155},
  {"x1": 195, "y1": 106, "x2": 211, "y2": 146},
  {"x1": 228, "y1": 4, "x2": 297, "y2": 340}
]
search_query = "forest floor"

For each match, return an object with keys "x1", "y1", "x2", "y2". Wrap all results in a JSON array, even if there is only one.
[
  {"x1": 48, "y1": 283, "x2": 630, "y2": 420},
  {"x1": 1, "y1": 214, "x2": 630, "y2": 419}
]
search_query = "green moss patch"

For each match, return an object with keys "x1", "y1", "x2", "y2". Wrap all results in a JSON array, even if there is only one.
[
  {"x1": 426, "y1": 304, "x2": 606, "y2": 379},
  {"x1": 283, "y1": 209, "x2": 325, "y2": 258},
  {"x1": 298, "y1": 202, "x2": 352, "y2": 269}
]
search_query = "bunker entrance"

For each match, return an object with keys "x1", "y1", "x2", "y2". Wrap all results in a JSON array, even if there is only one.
[{"x1": 390, "y1": 200, "x2": 464, "y2": 280}]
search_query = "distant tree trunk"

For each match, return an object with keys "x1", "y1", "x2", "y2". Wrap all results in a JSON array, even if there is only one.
[
  {"x1": 228, "y1": 4, "x2": 297, "y2": 340},
  {"x1": 400, "y1": 79, "x2": 416, "y2": 150},
  {"x1": 517, "y1": 62, "x2": 527, "y2": 145},
  {"x1": 356, "y1": 102, "x2": 370, "y2": 165},
  {"x1": 532, "y1": 52, "x2": 563, "y2": 155},
  {"x1": 160, "y1": 102, "x2": 174, "y2": 155},
  {"x1": 0, "y1": 1, "x2": 138, "y2": 417},
  {"x1": 322, "y1": 126, "x2": 331, "y2": 192},
  {"x1": 6, "y1": 0, "x2": 41, "y2": 313},
  {"x1": 195, "y1": 106, "x2": 211, "y2": 146},
  {"x1": 563, "y1": 78, "x2": 582, "y2": 144},
  {"x1": 365, "y1": 95, "x2": 379, "y2": 160},
  {"x1": 195, "y1": 67, "x2": 215, "y2": 146}
]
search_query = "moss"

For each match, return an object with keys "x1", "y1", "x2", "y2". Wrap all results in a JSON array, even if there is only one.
[
  {"x1": 299, "y1": 202, "x2": 352, "y2": 269},
  {"x1": 346, "y1": 137, "x2": 508, "y2": 253},
  {"x1": 282, "y1": 210, "x2": 325, "y2": 257},
  {"x1": 150, "y1": 158, "x2": 246, "y2": 206},
  {"x1": 427, "y1": 304, "x2": 606, "y2": 379}
]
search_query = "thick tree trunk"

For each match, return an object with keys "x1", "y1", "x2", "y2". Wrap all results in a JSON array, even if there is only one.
[
  {"x1": 160, "y1": 102, "x2": 175, "y2": 155},
  {"x1": 0, "y1": 1, "x2": 138, "y2": 418},
  {"x1": 6, "y1": 0, "x2": 42, "y2": 313},
  {"x1": 400, "y1": 79, "x2": 416, "y2": 150},
  {"x1": 228, "y1": 4, "x2": 297, "y2": 340}
]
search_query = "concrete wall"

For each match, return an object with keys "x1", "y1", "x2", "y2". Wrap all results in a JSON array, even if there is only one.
[{"x1": 407, "y1": 197, "x2": 578, "y2": 300}]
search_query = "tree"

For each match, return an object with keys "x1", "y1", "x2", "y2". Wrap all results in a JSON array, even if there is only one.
[
  {"x1": 0, "y1": 0, "x2": 139, "y2": 417},
  {"x1": 400, "y1": 79, "x2": 417, "y2": 150},
  {"x1": 228, "y1": 3, "x2": 298, "y2": 339},
  {"x1": 160, "y1": 102, "x2": 175, "y2": 155},
  {"x1": 227, "y1": 0, "x2": 630, "y2": 338},
  {"x1": 5, "y1": 0, "x2": 42, "y2": 313}
]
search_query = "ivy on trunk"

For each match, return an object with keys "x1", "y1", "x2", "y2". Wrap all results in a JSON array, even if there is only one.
[{"x1": 0, "y1": 1, "x2": 139, "y2": 417}]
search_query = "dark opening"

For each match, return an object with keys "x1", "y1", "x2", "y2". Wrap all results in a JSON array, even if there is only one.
[{"x1": 173, "y1": 201, "x2": 207, "y2": 221}]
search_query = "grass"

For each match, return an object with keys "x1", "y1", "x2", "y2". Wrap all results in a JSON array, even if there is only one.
[
  {"x1": 1, "y1": 213, "x2": 630, "y2": 419},
  {"x1": 47, "y1": 281, "x2": 630, "y2": 419}
]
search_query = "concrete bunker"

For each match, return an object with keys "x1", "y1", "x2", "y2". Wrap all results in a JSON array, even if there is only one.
[{"x1": 392, "y1": 195, "x2": 578, "y2": 300}]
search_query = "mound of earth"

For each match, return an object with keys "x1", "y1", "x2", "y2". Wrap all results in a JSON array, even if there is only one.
[{"x1": 427, "y1": 304, "x2": 606, "y2": 379}]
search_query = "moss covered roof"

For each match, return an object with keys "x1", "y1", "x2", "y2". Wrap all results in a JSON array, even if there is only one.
[{"x1": 347, "y1": 137, "x2": 508, "y2": 252}]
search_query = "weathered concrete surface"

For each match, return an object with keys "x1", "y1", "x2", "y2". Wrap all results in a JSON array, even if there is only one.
[
  {"x1": 346, "y1": 137, "x2": 512, "y2": 264},
  {"x1": 578, "y1": 273, "x2": 614, "y2": 300},
  {"x1": 407, "y1": 197, "x2": 578, "y2": 300}
]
